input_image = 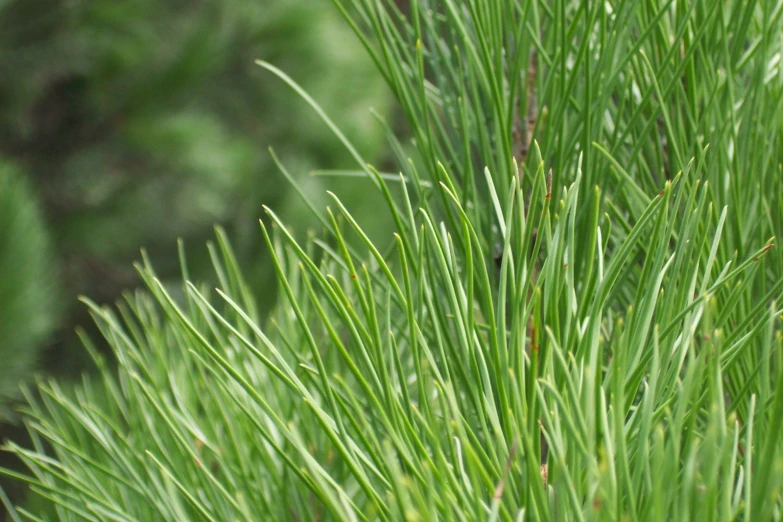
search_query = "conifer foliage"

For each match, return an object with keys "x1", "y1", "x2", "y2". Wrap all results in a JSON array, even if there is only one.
[{"x1": 2, "y1": 0, "x2": 783, "y2": 520}]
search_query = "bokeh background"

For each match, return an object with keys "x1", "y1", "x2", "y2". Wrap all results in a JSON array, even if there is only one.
[{"x1": 0, "y1": 0, "x2": 400, "y2": 512}]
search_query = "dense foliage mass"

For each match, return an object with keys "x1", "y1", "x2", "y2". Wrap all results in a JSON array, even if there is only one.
[{"x1": 3, "y1": 0, "x2": 783, "y2": 520}]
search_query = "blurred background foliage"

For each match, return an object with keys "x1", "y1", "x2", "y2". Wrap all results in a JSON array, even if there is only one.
[
  {"x1": 0, "y1": 162, "x2": 60, "y2": 422},
  {"x1": 0, "y1": 0, "x2": 394, "y2": 510}
]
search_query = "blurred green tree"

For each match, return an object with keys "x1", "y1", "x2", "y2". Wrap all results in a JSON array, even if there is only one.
[{"x1": 0, "y1": 0, "x2": 392, "y2": 378}]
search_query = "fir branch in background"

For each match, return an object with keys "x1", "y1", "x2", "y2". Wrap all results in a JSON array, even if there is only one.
[
  {"x1": 0, "y1": 161, "x2": 60, "y2": 422},
  {"x1": 2, "y1": 0, "x2": 783, "y2": 520}
]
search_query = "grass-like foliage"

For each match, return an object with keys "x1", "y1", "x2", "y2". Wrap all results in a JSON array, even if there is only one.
[{"x1": 3, "y1": 0, "x2": 783, "y2": 520}]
